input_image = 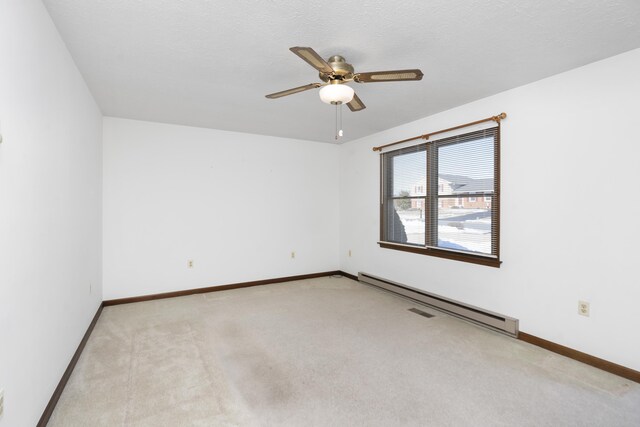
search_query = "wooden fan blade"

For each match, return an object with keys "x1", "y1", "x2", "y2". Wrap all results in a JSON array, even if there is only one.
[
  {"x1": 347, "y1": 93, "x2": 366, "y2": 112},
  {"x1": 265, "y1": 83, "x2": 321, "y2": 99},
  {"x1": 289, "y1": 47, "x2": 334, "y2": 74},
  {"x1": 354, "y1": 69, "x2": 424, "y2": 83}
]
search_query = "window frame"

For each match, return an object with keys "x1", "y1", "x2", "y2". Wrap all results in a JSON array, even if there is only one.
[{"x1": 378, "y1": 127, "x2": 501, "y2": 268}]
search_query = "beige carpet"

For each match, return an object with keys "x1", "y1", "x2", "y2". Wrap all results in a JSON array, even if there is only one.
[{"x1": 49, "y1": 276, "x2": 640, "y2": 426}]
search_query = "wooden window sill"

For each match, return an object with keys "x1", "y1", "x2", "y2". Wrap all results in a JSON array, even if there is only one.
[{"x1": 378, "y1": 242, "x2": 502, "y2": 268}]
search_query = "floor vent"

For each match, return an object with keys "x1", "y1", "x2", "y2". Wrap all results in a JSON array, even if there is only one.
[
  {"x1": 408, "y1": 308, "x2": 435, "y2": 318},
  {"x1": 359, "y1": 272, "x2": 518, "y2": 337}
]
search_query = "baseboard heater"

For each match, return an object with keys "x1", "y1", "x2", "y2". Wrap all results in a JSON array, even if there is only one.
[{"x1": 358, "y1": 272, "x2": 519, "y2": 337}]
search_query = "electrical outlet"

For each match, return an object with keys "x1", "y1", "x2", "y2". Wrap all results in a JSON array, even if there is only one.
[
  {"x1": 578, "y1": 301, "x2": 590, "y2": 317},
  {"x1": 348, "y1": 249, "x2": 352, "y2": 257},
  {"x1": 0, "y1": 388, "x2": 4, "y2": 417},
  {"x1": 291, "y1": 251, "x2": 295, "y2": 259},
  {"x1": 187, "y1": 260, "x2": 194, "y2": 268}
]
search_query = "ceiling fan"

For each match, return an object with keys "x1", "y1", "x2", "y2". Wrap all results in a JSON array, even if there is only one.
[{"x1": 265, "y1": 46, "x2": 424, "y2": 112}]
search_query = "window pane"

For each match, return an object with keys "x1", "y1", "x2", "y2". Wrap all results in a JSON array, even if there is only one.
[
  {"x1": 437, "y1": 202, "x2": 491, "y2": 254},
  {"x1": 385, "y1": 199, "x2": 425, "y2": 245},
  {"x1": 438, "y1": 137, "x2": 494, "y2": 196},
  {"x1": 391, "y1": 150, "x2": 426, "y2": 197}
]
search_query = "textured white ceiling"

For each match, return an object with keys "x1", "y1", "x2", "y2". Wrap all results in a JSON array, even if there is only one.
[{"x1": 43, "y1": 0, "x2": 640, "y2": 143}]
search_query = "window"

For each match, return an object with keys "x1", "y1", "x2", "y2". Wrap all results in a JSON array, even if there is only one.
[{"x1": 380, "y1": 127, "x2": 500, "y2": 267}]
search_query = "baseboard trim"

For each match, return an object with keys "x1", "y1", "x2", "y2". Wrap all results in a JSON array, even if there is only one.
[
  {"x1": 103, "y1": 270, "x2": 343, "y2": 306},
  {"x1": 37, "y1": 302, "x2": 104, "y2": 427},
  {"x1": 338, "y1": 270, "x2": 359, "y2": 281},
  {"x1": 518, "y1": 332, "x2": 640, "y2": 384}
]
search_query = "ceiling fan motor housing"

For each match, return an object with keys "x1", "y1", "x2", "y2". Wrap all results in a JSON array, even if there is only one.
[{"x1": 319, "y1": 55, "x2": 355, "y2": 82}]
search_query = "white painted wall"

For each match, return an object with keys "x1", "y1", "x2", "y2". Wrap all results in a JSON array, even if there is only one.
[
  {"x1": 102, "y1": 118, "x2": 340, "y2": 300},
  {"x1": 339, "y1": 48, "x2": 640, "y2": 371},
  {"x1": 0, "y1": 1, "x2": 103, "y2": 426}
]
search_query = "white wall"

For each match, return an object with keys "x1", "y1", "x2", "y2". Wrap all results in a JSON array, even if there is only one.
[
  {"x1": 102, "y1": 118, "x2": 340, "y2": 300},
  {"x1": 0, "y1": 1, "x2": 103, "y2": 426},
  {"x1": 339, "y1": 48, "x2": 640, "y2": 371}
]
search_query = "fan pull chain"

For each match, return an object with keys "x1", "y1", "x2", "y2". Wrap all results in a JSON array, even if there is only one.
[
  {"x1": 334, "y1": 102, "x2": 344, "y2": 140},
  {"x1": 339, "y1": 103, "x2": 343, "y2": 138},
  {"x1": 335, "y1": 103, "x2": 338, "y2": 140}
]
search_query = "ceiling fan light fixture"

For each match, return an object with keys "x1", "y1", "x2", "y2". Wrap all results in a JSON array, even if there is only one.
[{"x1": 319, "y1": 83, "x2": 354, "y2": 105}]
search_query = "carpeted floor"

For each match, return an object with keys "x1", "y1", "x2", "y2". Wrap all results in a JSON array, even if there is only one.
[{"x1": 49, "y1": 276, "x2": 640, "y2": 426}]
